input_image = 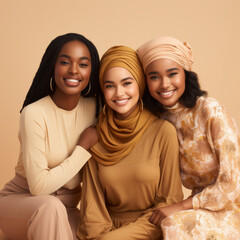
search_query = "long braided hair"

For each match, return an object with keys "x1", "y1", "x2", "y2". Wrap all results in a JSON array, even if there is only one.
[{"x1": 20, "y1": 33, "x2": 100, "y2": 112}]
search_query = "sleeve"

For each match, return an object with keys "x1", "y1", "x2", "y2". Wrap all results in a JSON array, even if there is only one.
[
  {"x1": 20, "y1": 107, "x2": 92, "y2": 195},
  {"x1": 154, "y1": 121, "x2": 184, "y2": 209},
  {"x1": 193, "y1": 103, "x2": 240, "y2": 211},
  {"x1": 77, "y1": 158, "x2": 112, "y2": 240}
]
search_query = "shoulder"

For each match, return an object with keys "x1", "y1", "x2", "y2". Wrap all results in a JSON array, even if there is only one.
[
  {"x1": 21, "y1": 96, "x2": 50, "y2": 115},
  {"x1": 195, "y1": 96, "x2": 224, "y2": 117},
  {"x1": 197, "y1": 96, "x2": 222, "y2": 111},
  {"x1": 20, "y1": 96, "x2": 50, "y2": 123},
  {"x1": 79, "y1": 97, "x2": 96, "y2": 110},
  {"x1": 149, "y1": 118, "x2": 177, "y2": 138}
]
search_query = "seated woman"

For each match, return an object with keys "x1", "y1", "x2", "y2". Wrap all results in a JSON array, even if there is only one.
[
  {"x1": 0, "y1": 33, "x2": 100, "y2": 240},
  {"x1": 77, "y1": 46, "x2": 183, "y2": 240},
  {"x1": 137, "y1": 36, "x2": 240, "y2": 239}
]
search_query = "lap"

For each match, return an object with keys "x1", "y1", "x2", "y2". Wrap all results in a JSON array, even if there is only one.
[
  {"x1": 161, "y1": 209, "x2": 240, "y2": 240},
  {"x1": 100, "y1": 212, "x2": 162, "y2": 240}
]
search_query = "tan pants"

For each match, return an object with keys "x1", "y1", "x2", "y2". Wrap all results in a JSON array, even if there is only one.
[{"x1": 0, "y1": 174, "x2": 81, "y2": 240}]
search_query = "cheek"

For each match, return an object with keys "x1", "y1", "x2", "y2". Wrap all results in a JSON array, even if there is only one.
[
  {"x1": 82, "y1": 67, "x2": 92, "y2": 79},
  {"x1": 103, "y1": 90, "x2": 113, "y2": 105},
  {"x1": 147, "y1": 80, "x2": 158, "y2": 93},
  {"x1": 54, "y1": 65, "x2": 64, "y2": 77},
  {"x1": 175, "y1": 76, "x2": 185, "y2": 90}
]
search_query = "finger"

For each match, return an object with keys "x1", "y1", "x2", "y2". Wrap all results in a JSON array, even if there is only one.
[
  {"x1": 149, "y1": 212, "x2": 156, "y2": 223},
  {"x1": 151, "y1": 213, "x2": 161, "y2": 226},
  {"x1": 156, "y1": 216, "x2": 163, "y2": 228}
]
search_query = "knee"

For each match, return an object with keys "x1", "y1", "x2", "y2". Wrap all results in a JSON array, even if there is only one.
[
  {"x1": 31, "y1": 195, "x2": 67, "y2": 219},
  {"x1": 40, "y1": 195, "x2": 66, "y2": 213}
]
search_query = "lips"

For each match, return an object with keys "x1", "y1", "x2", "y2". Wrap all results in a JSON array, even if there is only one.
[
  {"x1": 114, "y1": 99, "x2": 129, "y2": 106},
  {"x1": 158, "y1": 90, "x2": 175, "y2": 98},
  {"x1": 64, "y1": 78, "x2": 81, "y2": 87}
]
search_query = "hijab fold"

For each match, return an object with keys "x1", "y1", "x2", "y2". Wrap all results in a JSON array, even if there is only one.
[
  {"x1": 91, "y1": 46, "x2": 157, "y2": 165},
  {"x1": 136, "y1": 36, "x2": 193, "y2": 72}
]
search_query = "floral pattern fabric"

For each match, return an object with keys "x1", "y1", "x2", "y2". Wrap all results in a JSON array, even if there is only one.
[{"x1": 161, "y1": 96, "x2": 240, "y2": 239}]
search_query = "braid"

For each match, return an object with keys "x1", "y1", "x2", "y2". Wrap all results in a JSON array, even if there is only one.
[{"x1": 20, "y1": 33, "x2": 100, "y2": 112}]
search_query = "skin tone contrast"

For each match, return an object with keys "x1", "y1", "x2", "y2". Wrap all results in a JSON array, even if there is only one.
[
  {"x1": 103, "y1": 67, "x2": 140, "y2": 120},
  {"x1": 146, "y1": 58, "x2": 185, "y2": 107},
  {"x1": 52, "y1": 40, "x2": 92, "y2": 111}
]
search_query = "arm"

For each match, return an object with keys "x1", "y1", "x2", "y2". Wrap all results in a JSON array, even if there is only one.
[
  {"x1": 20, "y1": 107, "x2": 98, "y2": 195},
  {"x1": 77, "y1": 158, "x2": 112, "y2": 240},
  {"x1": 149, "y1": 121, "x2": 184, "y2": 226},
  {"x1": 192, "y1": 104, "x2": 240, "y2": 211}
]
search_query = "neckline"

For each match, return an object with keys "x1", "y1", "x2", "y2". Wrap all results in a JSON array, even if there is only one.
[{"x1": 47, "y1": 95, "x2": 81, "y2": 113}]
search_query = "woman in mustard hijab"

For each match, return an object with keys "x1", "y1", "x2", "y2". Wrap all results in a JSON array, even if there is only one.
[
  {"x1": 77, "y1": 46, "x2": 183, "y2": 240},
  {"x1": 137, "y1": 36, "x2": 240, "y2": 239}
]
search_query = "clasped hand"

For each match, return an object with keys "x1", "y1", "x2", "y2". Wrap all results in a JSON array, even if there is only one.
[{"x1": 78, "y1": 125, "x2": 99, "y2": 150}]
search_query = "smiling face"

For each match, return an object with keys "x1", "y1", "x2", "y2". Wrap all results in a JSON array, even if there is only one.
[
  {"x1": 103, "y1": 67, "x2": 140, "y2": 120},
  {"x1": 53, "y1": 40, "x2": 91, "y2": 100},
  {"x1": 146, "y1": 58, "x2": 186, "y2": 107}
]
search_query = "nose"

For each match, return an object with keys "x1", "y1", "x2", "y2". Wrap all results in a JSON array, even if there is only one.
[
  {"x1": 160, "y1": 77, "x2": 171, "y2": 89},
  {"x1": 68, "y1": 63, "x2": 79, "y2": 74},
  {"x1": 115, "y1": 86, "x2": 124, "y2": 97}
]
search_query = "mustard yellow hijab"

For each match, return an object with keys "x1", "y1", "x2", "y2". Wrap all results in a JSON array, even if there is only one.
[{"x1": 91, "y1": 46, "x2": 157, "y2": 166}]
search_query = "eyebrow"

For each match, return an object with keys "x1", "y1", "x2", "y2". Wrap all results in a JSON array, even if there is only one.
[
  {"x1": 58, "y1": 54, "x2": 90, "y2": 61},
  {"x1": 148, "y1": 68, "x2": 179, "y2": 75},
  {"x1": 104, "y1": 77, "x2": 133, "y2": 84}
]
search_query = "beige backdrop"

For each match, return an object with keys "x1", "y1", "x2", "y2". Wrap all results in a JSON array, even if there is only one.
[{"x1": 1, "y1": 0, "x2": 239, "y2": 198}]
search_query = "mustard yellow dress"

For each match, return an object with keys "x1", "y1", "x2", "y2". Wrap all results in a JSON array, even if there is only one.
[
  {"x1": 161, "y1": 96, "x2": 240, "y2": 240},
  {"x1": 78, "y1": 119, "x2": 183, "y2": 240}
]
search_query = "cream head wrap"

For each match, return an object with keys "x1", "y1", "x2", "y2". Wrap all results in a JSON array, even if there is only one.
[
  {"x1": 99, "y1": 45, "x2": 145, "y2": 97},
  {"x1": 136, "y1": 36, "x2": 193, "y2": 72}
]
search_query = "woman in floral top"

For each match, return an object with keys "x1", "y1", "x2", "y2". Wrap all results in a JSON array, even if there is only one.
[{"x1": 137, "y1": 36, "x2": 240, "y2": 239}]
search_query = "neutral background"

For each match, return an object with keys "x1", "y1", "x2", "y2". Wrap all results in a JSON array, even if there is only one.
[{"x1": 1, "y1": 0, "x2": 239, "y2": 198}]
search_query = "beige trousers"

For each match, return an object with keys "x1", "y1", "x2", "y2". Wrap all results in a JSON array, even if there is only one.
[{"x1": 0, "y1": 174, "x2": 81, "y2": 240}]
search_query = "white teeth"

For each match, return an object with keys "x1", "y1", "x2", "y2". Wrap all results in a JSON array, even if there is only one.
[
  {"x1": 65, "y1": 79, "x2": 79, "y2": 83},
  {"x1": 160, "y1": 90, "x2": 174, "y2": 96},
  {"x1": 115, "y1": 99, "x2": 128, "y2": 104}
]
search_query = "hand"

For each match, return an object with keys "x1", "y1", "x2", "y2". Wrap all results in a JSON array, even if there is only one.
[
  {"x1": 78, "y1": 125, "x2": 99, "y2": 150},
  {"x1": 149, "y1": 197, "x2": 193, "y2": 227}
]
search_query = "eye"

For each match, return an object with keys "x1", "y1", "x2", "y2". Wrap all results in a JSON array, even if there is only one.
[
  {"x1": 149, "y1": 75, "x2": 159, "y2": 80},
  {"x1": 79, "y1": 63, "x2": 89, "y2": 68},
  {"x1": 60, "y1": 60, "x2": 69, "y2": 65},
  {"x1": 105, "y1": 84, "x2": 114, "y2": 89},
  {"x1": 169, "y1": 72, "x2": 177, "y2": 77},
  {"x1": 123, "y1": 81, "x2": 132, "y2": 86}
]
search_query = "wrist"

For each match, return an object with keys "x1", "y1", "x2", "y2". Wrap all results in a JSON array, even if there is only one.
[{"x1": 181, "y1": 197, "x2": 193, "y2": 210}]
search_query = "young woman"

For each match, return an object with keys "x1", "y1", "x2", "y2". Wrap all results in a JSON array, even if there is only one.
[
  {"x1": 77, "y1": 46, "x2": 183, "y2": 240},
  {"x1": 0, "y1": 33, "x2": 100, "y2": 240},
  {"x1": 137, "y1": 36, "x2": 240, "y2": 239}
]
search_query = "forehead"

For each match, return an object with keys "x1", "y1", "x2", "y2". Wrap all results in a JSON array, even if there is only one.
[
  {"x1": 104, "y1": 67, "x2": 134, "y2": 82},
  {"x1": 58, "y1": 40, "x2": 90, "y2": 58},
  {"x1": 146, "y1": 58, "x2": 182, "y2": 72}
]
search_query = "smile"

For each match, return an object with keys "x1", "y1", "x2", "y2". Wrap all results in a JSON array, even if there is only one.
[
  {"x1": 114, "y1": 99, "x2": 129, "y2": 106},
  {"x1": 158, "y1": 90, "x2": 175, "y2": 98},
  {"x1": 64, "y1": 78, "x2": 81, "y2": 83},
  {"x1": 63, "y1": 78, "x2": 82, "y2": 87}
]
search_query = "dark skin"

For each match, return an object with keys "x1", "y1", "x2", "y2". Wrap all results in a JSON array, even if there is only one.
[
  {"x1": 51, "y1": 40, "x2": 99, "y2": 150},
  {"x1": 78, "y1": 125, "x2": 98, "y2": 150},
  {"x1": 149, "y1": 197, "x2": 193, "y2": 227}
]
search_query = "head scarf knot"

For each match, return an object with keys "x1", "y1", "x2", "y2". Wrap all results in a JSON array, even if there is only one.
[
  {"x1": 91, "y1": 46, "x2": 157, "y2": 166},
  {"x1": 136, "y1": 36, "x2": 193, "y2": 72}
]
